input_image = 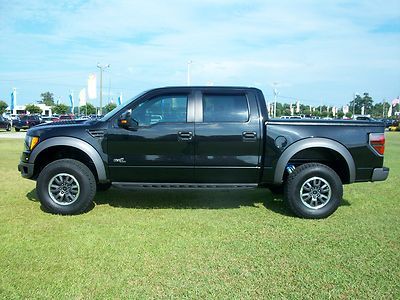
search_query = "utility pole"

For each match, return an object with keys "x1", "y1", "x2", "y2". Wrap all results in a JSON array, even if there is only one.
[
  {"x1": 187, "y1": 60, "x2": 193, "y2": 86},
  {"x1": 97, "y1": 63, "x2": 110, "y2": 115},
  {"x1": 273, "y1": 82, "x2": 278, "y2": 118}
]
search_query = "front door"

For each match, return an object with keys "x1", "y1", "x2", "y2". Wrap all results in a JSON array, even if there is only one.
[{"x1": 107, "y1": 92, "x2": 195, "y2": 182}]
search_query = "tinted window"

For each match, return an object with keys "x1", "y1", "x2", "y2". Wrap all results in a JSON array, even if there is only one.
[
  {"x1": 131, "y1": 95, "x2": 187, "y2": 126},
  {"x1": 203, "y1": 94, "x2": 249, "y2": 122}
]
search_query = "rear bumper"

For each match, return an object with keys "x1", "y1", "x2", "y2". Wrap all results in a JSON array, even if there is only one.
[
  {"x1": 18, "y1": 161, "x2": 34, "y2": 179},
  {"x1": 371, "y1": 167, "x2": 389, "y2": 182}
]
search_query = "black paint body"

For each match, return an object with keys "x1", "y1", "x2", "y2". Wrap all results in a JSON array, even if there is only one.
[{"x1": 21, "y1": 87, "x2": 387, "y2": 185}]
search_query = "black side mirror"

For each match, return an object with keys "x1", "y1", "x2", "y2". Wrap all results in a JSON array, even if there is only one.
[{"x1": 118, "y1": 112, "x2": 139, "y2": 131}]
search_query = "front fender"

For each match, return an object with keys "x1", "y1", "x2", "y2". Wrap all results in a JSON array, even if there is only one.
[{"x1": 29, "y1": 137, "x2": 107, "y2": 182}]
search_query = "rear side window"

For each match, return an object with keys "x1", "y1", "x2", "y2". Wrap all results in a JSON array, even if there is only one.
[{"x1": 203, "y1": 94, "x2": 249, "y2": 122}]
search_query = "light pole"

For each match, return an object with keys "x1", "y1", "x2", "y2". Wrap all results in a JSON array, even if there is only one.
[
  {"x1": 187, "y1": 60, "x2": 193, "y2": 86},
  {"x1": 97, "y1": 63, "x2": 110, "y2": 115},
  {"x1": 272, "y1": 82, "x2": 278, "y2": 118}
]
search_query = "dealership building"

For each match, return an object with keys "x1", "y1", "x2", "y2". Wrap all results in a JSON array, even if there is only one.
[{"x1": 5, "y1": 103, "x2": 53, "y2": 116}]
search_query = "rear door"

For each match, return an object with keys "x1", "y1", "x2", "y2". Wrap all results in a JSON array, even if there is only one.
[{"x1": 194, "y1": 89, "x2": 262, "y2": 183}]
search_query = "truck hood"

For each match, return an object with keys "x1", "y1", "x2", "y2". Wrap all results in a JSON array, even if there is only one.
[{"x1": 27, "y1": 119, "x2": 101, "y2": 136}]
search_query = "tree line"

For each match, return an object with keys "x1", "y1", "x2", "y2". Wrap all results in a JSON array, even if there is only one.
[
  {"x1": 0, "y1": 92, "x2": 117, "y2": 115},
  {"x1": 1, "y1": 91, "x2": 398, "y2": 118},
  {"x1": 272, "y1": 92, "x2": 398, "y2": 118}
]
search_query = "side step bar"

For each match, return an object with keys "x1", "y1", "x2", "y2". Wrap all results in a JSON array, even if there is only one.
[{"x1": 112, "y1": 182, "x2": 258, "y2": 189}]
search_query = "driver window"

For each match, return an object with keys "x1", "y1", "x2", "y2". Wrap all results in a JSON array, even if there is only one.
[{"x1": 131, "y1": 95, "x2": 188, "y2": 126}]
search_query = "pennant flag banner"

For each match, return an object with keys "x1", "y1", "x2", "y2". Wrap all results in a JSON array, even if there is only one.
[
  {"x1": 10, "y1": 91, "x2": 15, "y2": 112},
  {"x1": 79, "y1": 88, "x2": 87, "y2": 106},
  {"x1": 387, "y1": 104, "x2": 392, "y2": 117},
  {"x1": 87, "y1": 74, "x2": 97, "y2": 100},
  {"x1": 118, "y1": 93, "x2": 123, "y2": 105},
  {"x1": 69, "y1": 92, "x2": 74, "y2": 113}
]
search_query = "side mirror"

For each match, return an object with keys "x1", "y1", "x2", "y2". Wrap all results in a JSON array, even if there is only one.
[{"x1": 118, "y1": 112, "x2": 139, "y2": 131}]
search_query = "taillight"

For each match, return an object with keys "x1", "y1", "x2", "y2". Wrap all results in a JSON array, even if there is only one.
[{"x1": 369, "y1": 133, "x2": 385, "y2": 156}]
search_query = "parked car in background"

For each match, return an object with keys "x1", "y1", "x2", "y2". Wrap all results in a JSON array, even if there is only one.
[
  {"x1": 354, "y1": 116, "x2": 375, "y2": 121},
  {"x1": 0, "y1": 116, "x2": 11, "y2": 131},
  {"x1": 59, "y1": 114, "x2": 75, "y2": 120},
  {"x1": 41, "y1": 116, "x2": 58, "y2": 124},
  {"x1": 388, "y1": 120, "x2": 400, "y2": 131},
  {"x1": 13, "y1": 115, "x2": 42, "y2": 131}
]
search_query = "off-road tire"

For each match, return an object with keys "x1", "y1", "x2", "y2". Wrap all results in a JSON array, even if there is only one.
[
  {"x1": 284, "y1": 163, "x2": 343, "y2": 219},
  {"x1": 36, "y1": 159, "x2": 96, "y2": 215}
]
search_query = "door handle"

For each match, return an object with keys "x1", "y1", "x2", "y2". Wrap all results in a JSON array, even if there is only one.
[
  {"x1": 242, "y1": 131, "x2": 257, "y2": 141},
  {"x1": 178, "y1": 131, "x2": 193, "y2": 141}
]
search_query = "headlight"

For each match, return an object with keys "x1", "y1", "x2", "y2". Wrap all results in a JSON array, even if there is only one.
[{"x1": 25, "y1": 136, "x2": 40, "y2": 151}]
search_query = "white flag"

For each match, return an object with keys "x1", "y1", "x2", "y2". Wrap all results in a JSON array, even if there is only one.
[
  {"x1": 343, "y1": 105, "x2": 349, "y2": 114},
  {"x1": 87, "y1": 74, "x2": 97, "y2": 100},
  {"x1": 361, "y1": 106, "x2": 365, "y2": 115},
  {"x1": 290, "y1": 103, "x2": 294, "y2": 116},
  {"x1": 79, "y1": 88, "x2": 87, "y2": 106},
  {"x1": 296, "y1": 101, "x2": 300, "y2": 113},
  {"x1": 387, "y1": 104, "x2": 392, "y2": 117}
]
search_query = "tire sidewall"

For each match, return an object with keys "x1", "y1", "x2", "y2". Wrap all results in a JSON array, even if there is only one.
[
  {"x1": 37, "y1": 160, "x2": 95, "y2": 214},
  {"x1": 286, "y1": 164, "x2": 343, "y2": 218}
]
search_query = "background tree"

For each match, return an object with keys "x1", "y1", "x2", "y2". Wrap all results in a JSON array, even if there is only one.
[
  {"x1": 41, "y1": 92, "x2": 55, "y2": 106},
  {"x1": 337, "y1": 111, "x2": 344, "y2": 119},
  {"x1": 349, "y1": 93, "x2": 373, "y2": 115},
  {"x1": 0, "y1": 100, "x2": 8, "y2": 114},
  {"x1": 79, "y1": 103, "x2": 96, "y2": 115},
  {"x1": 104, "y1": 103, "x2": 117, "y2": 113},
  {"x1": 25, "y1": 104, "x2": 42, "y2": 114},
  {"x1": 52, "y1": 104, "x2": 69, "y2": 115}
]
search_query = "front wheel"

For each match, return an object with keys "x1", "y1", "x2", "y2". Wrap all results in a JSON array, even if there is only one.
[
  {"x1": 36, "y1": 159, "x2": 96, "y2": 215},
  {"x1": 15, "y1": 128, "x2": 20, "y2": 132},
  {"x1": 6, "y1": 124, "x2": 11, "y2": 131},
  {"x1": 284, "y1": 163, "x2": 343, "y2": 219}
]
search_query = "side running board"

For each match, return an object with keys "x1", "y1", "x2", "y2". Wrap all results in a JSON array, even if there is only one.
[{"x1": 112, "y1": 182, "x2": 258, "y2": 189}]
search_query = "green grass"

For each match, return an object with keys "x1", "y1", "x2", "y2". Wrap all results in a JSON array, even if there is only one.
[{"x1": 0, "y1": 133, "x2": 399, "y2": 299}]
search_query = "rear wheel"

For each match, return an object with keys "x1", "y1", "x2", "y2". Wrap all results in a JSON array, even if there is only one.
[
  {"x1": 15, "y1": 128, "x2": 20, "y2": 132},
  {"x1": 36, "y1": 159, "x2": 96, "y2": 215},
  {"x1": 284, "y1": 163, "x2": 343, "y2": 219},
  {"x1": 6, "y1": 124, "x2": 11, "y2": 131}
]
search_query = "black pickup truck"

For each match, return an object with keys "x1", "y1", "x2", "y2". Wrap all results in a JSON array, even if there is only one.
[{"x1": 18, "y1": 87, "x2": 389, "y2": 218}]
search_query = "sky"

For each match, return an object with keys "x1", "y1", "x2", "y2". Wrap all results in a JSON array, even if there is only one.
[{"x1": 0, "y1": 0, "x2": 399, "y2": 108}]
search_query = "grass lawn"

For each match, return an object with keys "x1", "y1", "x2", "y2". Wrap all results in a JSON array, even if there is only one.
[{"x1": 0, "y1": 133, "x2": 399, "y2": 299}]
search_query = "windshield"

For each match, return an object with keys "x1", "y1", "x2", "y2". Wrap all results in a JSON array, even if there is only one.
[{"x1": 101, "y1": 90, "x2": 148, "y2": 121}]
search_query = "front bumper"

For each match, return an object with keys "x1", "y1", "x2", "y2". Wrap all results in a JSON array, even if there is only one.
[
  {"x1": 18, "y1": 161, "x2": 34, "y2": 179},
  {"x1": 371, "y1": 167, "x2": 389, "y2": 182}
]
